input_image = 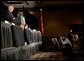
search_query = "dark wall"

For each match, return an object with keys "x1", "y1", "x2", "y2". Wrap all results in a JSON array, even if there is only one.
[{"x1": 43, "y1": 10, "x2": 82, "y2": 37}]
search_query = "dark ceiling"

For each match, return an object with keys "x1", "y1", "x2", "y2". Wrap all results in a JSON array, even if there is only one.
[{"x1": 2, "y1": 1, "x2": 83, "y2": 11}]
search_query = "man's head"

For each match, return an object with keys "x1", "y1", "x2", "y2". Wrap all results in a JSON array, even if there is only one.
[{"x1": 8, "y1": 5, "x2": 14, "y2": 13}]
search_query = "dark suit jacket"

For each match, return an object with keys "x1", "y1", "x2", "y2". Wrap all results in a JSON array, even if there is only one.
[
  {"x1": 13, "y1": 16, "x2": 21, "y2": 25},
  {"x1": 5, "y1": 11, "x2": 15, "y2": 23}
]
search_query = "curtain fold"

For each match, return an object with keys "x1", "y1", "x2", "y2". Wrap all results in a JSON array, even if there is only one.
[{"x1": 38, "y1": 9, "x2": 44, "y2": 34}]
